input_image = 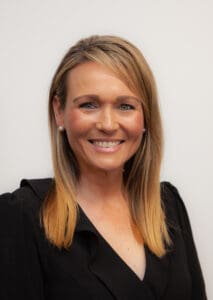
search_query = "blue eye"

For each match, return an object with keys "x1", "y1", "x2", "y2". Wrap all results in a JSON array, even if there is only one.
[
  {"x1": 119, "y1": 104, "x2": 135, "y2": 110},
  {"x1": 79, "y1": 102, "x2": 97, "y2": 109}
]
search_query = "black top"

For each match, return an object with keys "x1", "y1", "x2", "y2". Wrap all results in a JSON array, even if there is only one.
[{"x1": 0, "y1": 179, "x2": 207, "y2": 300}]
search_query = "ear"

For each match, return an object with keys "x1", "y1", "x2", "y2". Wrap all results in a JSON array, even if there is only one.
[{"x1": 52, "y1": 96, "x2": 65, "y2": 127}]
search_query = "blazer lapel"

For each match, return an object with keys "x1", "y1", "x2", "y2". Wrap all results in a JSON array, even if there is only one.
[
  {"x1": 89, "y1": 236, "x2": 156, "y2": 300},
  {"x1": 77, "y1": 208, "x2": 156, "y2": 300}
]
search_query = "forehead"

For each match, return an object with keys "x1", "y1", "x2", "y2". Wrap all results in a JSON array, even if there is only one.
[{"x1": 66, "y1": 61, "x2": 138, "y2": 98}]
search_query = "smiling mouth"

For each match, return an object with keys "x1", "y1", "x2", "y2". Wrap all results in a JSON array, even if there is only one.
[{"x1": 89, "y1": 140, "x2": 124, "y2": 148}]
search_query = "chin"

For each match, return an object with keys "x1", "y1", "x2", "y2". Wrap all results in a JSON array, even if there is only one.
[
  {"x1": 80, "y1": 157, "x2": 126, "y2": 174},
  {"x1": 95, "y1": 165, "x2": 124, "y2": 173}
]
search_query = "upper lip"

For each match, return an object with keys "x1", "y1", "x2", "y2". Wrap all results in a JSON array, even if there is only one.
[{"x1": 88, "y1": 139, "x2": 124, "y2": 143}]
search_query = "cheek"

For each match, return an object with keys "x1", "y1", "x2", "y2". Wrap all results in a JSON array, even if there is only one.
[
  {"x1": 125, "y1": 113, "x2": 144, "y2": 138},
  {"x1": 64, "y1": 110, "x2": 89, "y2": 138}
]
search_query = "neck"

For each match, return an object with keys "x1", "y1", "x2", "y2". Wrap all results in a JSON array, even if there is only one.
[{"x1": 76, "y1": 168, "x2": 127, "y2": 209}]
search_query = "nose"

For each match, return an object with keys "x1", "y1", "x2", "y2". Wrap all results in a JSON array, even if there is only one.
[{"x1": 96, "y1": 107, "x2": 119, "y2": 132}]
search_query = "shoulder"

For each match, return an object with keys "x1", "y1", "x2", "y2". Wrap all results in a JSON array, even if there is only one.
[
  {"x1": 19, "y1": 178, "x2": 54, "y2": 204},
  {"x1": 160, "y1": 181, "x2": 196, "y2": 245},
  {"x1": 160, "y1": 182, "x2": 207, "y2": 298},
  {"x1": 0, "y1": 177, "x2": 53, "y2": 205},
  {"x1": 160, "y1": 181, "x2": 190, "y2": 232},
  {"x1": 0, "y1": 178, "x2": 54, "y2": 234},
  {"x1": 0, "y1": 179, "x2": 54, "y2": 297},
  {"x1": 160, "y1": 181, "x2": 186, "y2": 212}
]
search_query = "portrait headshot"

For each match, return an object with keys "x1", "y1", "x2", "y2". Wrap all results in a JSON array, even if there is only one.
[{"x1": 0, "y1": 1, "x2": 212, "y2": 299}]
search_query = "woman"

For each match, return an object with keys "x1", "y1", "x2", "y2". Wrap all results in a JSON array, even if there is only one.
[{"x1": 0, "y1": 35, "x2": 207, "y2": 299}]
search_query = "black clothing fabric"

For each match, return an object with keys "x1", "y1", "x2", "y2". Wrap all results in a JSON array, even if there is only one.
[{"x1": 0, "y1": 179, "x2": 207, "y2": 299}]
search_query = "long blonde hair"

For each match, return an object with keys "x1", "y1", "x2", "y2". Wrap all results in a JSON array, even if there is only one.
[{"x1": 42, "y1": 35, "x2": 171, "y2": 257}]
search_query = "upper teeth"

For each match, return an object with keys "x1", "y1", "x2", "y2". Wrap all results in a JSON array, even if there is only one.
[{"x1": 92, "y1": 141, "x2": 121, "y2": 148}]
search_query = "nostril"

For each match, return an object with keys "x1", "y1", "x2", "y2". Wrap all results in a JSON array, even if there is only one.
[{"x1": 95, "y1": 121, "x2": 119, "y2": 131}]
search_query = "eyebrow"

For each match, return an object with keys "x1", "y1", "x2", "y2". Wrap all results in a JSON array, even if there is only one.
[{"x1": 72, "y1": 94, "x2": 141, "y2": 103}]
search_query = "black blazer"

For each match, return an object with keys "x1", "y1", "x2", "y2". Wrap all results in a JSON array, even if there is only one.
[{"x1": 0, "y1": 179, "x2": 207, "y2": 299}]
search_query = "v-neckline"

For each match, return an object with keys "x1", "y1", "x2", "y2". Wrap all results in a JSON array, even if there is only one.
[{"x1": 77, "y1": 204, "x2": 149, "y2": 284}]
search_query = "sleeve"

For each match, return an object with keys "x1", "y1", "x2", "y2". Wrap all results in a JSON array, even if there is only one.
[
  {"x1": 0, "y1": 191, "x2": 45, "y2": 300},
  {"x1": 165, "y1": 182, "x2": 207, "y2": 300}
]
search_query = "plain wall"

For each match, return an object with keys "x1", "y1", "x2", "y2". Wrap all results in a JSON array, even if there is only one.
[{"x1": 0, "y1": 0, "x2": 212, "y2": 298}]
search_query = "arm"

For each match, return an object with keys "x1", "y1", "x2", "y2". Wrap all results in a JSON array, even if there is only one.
[
  {"x1": 166, "y1": 182, "x2": 207, "y2": 300},
  {"x1": 0, "y1": 191, "x2": 45, "y2": 300}
]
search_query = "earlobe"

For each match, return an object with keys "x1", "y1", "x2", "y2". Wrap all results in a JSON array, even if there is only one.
[{"x1": 53, "y1": 96, "x2": 64, "y2": 127}]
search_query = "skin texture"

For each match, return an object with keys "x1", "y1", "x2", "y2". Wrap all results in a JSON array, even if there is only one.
[{"x1": 53, "y1": 61, "x2": 144, "y2": 177}]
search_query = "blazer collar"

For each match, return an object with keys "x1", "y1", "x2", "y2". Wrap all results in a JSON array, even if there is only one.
[
  {"x1": 20, "y1": 178, "x2": 54, "y2": 201},
  {"x1": 75, "y1": 205, "x2": 99, "y2": 235},
  {"x1": 20, "y1": 178, "x2": 99, "y2": 236},
  {"x1": 76, "y1": 207, "x2": 157, "y2": 299}
]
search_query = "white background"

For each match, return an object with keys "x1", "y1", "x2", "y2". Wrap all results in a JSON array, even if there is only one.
[{"x1": 0, "y1": 0, "x2": 212, "y2": 298}]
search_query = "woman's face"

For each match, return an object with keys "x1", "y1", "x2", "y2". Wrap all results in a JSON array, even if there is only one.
[{"x1": 53, "y1": 62, "x2": 144, "y2": 175}]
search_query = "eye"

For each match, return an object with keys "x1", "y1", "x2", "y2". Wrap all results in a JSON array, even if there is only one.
[
  {"x1": 119, "y1": 103, "x2": 135, "y2": 110},
  {"x1": 79, "y1": 102, "x2": 98, "y2": 109}
]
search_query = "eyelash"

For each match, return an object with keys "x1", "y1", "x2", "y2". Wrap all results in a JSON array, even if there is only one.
[
  {"x1": 79, "y1": 102, "x2": 97, "y2": 109},
  {"x1": 119, "y1": 104, "x2": 135, "y2": 110},
  {"x1": 79, "y1": 102, "x2": 135, "y2": 111}
]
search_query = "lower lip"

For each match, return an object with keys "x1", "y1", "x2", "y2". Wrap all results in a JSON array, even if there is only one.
[{"x1": 90, "y1": 142, "x2": 123, "y2": 153}]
